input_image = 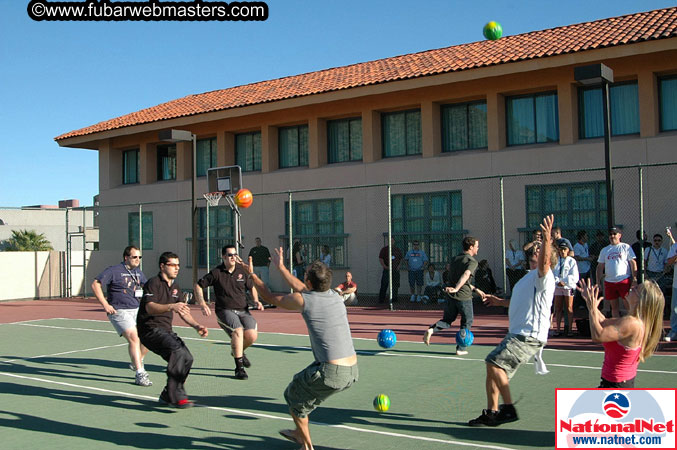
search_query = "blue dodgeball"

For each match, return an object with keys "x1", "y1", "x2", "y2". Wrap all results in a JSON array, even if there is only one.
[
  {"x1": 377, "y1": 329, "x2": 397, "y2": 349},
  {"x1": 456, "y1": 329, "x2": 474, "y2": 347}
]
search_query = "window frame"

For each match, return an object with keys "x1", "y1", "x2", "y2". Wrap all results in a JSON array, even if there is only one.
[
  {"x1": 235, "y1": 131, "x2": 262, "y2": 172},
  {"x1": 578, "y1": 80, "x2": 640, "y2": 139},
  {"x1": 128, "y1": 211, "x2": 153, "y2": 250},
  {"x1": 382, "y1": 109, "x2": 422, "y2": 158},
  {"x1": 278, "y1": 124, "x2": 309, "y2": 169},
  {"x1": 156, "y1": 144, "x2": 177, "y2": 181},
  {"x1": 441, "y1": 100, "x2": 488, "y2": 152},
  {"x1": 327, "y1": 117, "x2": 363, "y2": 163},
  {"x1": 658, "y1": 75, "x2": 677, "y2": 132},
  {"x1": 506, "y1": 91, "x2": 559, "y2": 146},
  {"x1": 196, "y1": 137, "x2": 217, "y2": 177},
  {"x1": 122, "y1": 148, "x2": 139, "y2": 185}
]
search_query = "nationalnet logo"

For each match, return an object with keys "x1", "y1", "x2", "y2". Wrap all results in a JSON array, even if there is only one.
[{"x1": 555, "y1": 389, "x2": 676, "y2": 449}]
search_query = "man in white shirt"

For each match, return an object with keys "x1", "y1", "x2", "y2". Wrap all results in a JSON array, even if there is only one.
[
  {"x1": 573, "y1": 230, "x2": 593, "y2": 310},
  {"x1": 468, "y1": 215, "x2": 556, "y2": 427},
  {"x1": 644, "y1": 233, "x2": 668, "y2": 282},
  {"x1": 596, "y1": 227, "x2": 637, "y2": 318}
]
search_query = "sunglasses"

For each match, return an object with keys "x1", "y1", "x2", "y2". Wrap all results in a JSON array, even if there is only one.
[
  {"x1": 164, "y1": 263, "x2": 180, "y2": 267},
  {"x1": 129, "y1": 255, "x2": 142, "y2": 259},
  {"x1": 225, "y1": 253, "x2": 237, "y2": 257}
]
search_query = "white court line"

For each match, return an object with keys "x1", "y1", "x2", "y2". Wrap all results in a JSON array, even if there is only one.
[
  {"x1": 0, "y1": 371, "x2": 518, "y2": 450},
  {"x1": 7, "y1": 320, "x2": 677, "y2": 374},
  {"x1": 2, "y1": 343, "x2": 127, "y2": 364}
]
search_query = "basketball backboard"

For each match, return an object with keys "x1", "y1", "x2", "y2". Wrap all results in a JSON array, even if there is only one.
[{"x1": 207, "y1": 166, "x2": 242, "y2": 195}]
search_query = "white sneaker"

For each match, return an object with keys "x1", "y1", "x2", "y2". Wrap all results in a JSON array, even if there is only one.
[
  {"x1": 665, "y1": 336, "x2": 671, "y2": 342},
  {"x1": 456, "y1": 349, "x2": 469, "y2": 356},
  {"x1": 410, "y1": 294, "x2": 417, "y2": 302},
  {"x1": 423, "y1": 328, "x2": 433, "y2": 346},
  {"x1": 135, "y1": 371, "x2": 153, "y2": 387},
  {"x1": 416, "y1": 295, "x2": 422, "y2": 302}
]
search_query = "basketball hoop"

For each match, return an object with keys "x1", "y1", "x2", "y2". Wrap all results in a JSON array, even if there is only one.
[{"x1": 203, "y1": 192, "x2": 224, "y2": 207}]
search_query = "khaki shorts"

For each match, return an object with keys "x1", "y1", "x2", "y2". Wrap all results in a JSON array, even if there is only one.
[
  {"x1": 216, "y1": 309, "x2": 257, "y2": 337},
  {"x1": 108, "y1": 308, "x2": 138, "y2": 336},
  {"x1": 485, "y1": 333, "x2": 543, "y2": 379},
  {"x1": 284, "y1": 361, "x2": 359, "y2": 418}
]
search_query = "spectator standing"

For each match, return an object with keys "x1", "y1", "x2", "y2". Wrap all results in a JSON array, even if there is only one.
[
  {"x1": 644, "y1": 234, "x2": 668, "y2": 282},
  {"x1": 248, "y1": 237, "x2": 271, "y2": 287},
  {"x1": 505, "y1": 239, "x2": 526, "y2": 292},
  {"x1": 522, "y1": 229, "x2": 543, "y2": 253},
  {"x1": 573, "y1": 230, "x2": 593, "y2": 310},
  {"x1": 632, "y1": 230, "x2": 651, "y2": 280},
  {"x1": 666, "y1": 232, "x2": 677, "y2": 342},
  {"x1": 320, "y1": 245, "x2": 332, "y2": 267},
  {"x1": 404, "y1": 240, "x2": 428, "y2": 302},
  {"x1": 551, "y1": 226, "x2": 575, "y2": 257},
  {"x1": 552, "y1": 239, "x2": 579, "y2": 336},
  {"x1": 596, "y1": 227, "x2": 637, "y2": 318},
  {"x1": 378, "y1": 237, "x2": 403, "y2": 304},
  {"x1": 292, "y1": 241, "x2": 305, "y2": 282},
  {"x1": 475, "y1": 259, "x2": 498, "y2": 296},
  {"x1": 589, "y1": 230, "x2": 607, "y2": 284}
]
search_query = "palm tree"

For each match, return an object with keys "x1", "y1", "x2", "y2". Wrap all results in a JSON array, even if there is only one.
[{"x1": 3, "y1": 229, "x2": 54, "y2": 251}]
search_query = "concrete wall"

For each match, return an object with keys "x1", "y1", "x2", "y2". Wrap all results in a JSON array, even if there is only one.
[{"x1": 0, "y1": 208, "x2": 96, "y2": 251}]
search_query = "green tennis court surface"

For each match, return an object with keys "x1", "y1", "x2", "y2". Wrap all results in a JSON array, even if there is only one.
[{"x1": 2, "y1": 318, "x2": 676, "y2": 449}]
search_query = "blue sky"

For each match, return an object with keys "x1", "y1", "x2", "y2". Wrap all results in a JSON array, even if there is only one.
[{"x1": 1, "y1": 0, "x2": 674, "y2": 207}]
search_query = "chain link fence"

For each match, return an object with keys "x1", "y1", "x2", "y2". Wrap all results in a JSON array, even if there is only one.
[{"x1": 83, "y1": 162, "x2": 676, "y2": 309}]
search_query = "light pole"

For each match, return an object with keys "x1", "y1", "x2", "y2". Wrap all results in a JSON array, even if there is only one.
[
  {"x1": 574, "y1": 63, "x2": 614, "y2": 231},
  {"x1": 159, "y1": 129, "x2": 198, "y2": 287}
]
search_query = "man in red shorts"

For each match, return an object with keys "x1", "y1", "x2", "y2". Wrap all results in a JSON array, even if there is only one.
[{"x1": 596, "y1": 227, "x2": 637, "y2": 318}]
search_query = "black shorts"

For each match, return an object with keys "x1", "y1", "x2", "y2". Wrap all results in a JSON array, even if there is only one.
[{"x1": 216, "y1": 309, "x2": 257, "y2": 336}]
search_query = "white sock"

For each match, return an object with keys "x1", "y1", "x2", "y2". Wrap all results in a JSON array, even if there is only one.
[{"x1": 136, "y1": 367, "x2": 145, "y2": 374}]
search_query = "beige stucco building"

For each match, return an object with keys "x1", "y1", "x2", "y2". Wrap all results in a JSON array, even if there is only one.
[{"x1": 57, "y1": 8, "x2": 677, "y2": 296}]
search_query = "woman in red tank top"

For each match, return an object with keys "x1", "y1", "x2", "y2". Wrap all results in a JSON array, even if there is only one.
[{"x1": 578, "y1": 279, "x2": 664, "y2": 388}]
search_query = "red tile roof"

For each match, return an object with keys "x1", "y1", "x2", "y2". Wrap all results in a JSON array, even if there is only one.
[{"x1": 56, "y1": 7, "x2": 677, "y2": 142}]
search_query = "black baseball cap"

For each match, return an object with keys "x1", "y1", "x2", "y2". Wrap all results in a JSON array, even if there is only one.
[{"x1": 609, "y1": 227, "x2": 621, "y2": 234}]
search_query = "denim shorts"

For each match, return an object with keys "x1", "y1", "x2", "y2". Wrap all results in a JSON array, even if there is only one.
[
  {"x1": 284, "y1": 361, "x2": 359, "y2": 418},
  {"x1": 485, "y1": 333, "x2": 543, "y2": 379},
  {"x1": 108, "y1": 308, "x2": 139, "y2": 336}
]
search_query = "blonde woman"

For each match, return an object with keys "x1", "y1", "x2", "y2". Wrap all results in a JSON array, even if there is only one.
[
  {"x1": 578, "y1": 278, "x2": 664, "y2": 388},
  {"x1": 552, "y1": 239, "x2": 579, "y2": 336}
]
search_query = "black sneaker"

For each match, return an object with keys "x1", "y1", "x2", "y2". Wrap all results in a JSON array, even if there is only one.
[
  {"x1": 468, "y1": 409, "x2": 499, "y2": 427},
  {"x1": 159, "y1": 388, "x2": 171, "y2": 405},
  {"x1": 496, "y1": 404, "x2": 519, "y2": 424},
  {"x1": 241, "y1": 353, "x2": 251, "y2": 368},
  {"x1": 235, "y1": 367, "x2": 249, "y2": 380}
]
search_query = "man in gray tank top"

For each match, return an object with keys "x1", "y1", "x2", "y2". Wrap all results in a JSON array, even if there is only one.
[{"x1": 236, "y1": 248, "x2": 358, "y2": 450}]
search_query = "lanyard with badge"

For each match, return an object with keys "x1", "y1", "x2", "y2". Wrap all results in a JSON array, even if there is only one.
[{"x1": 126, "y1": 267, "x2": 143, "y2": 299}]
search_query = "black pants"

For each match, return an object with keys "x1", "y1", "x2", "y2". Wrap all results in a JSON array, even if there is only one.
[
  {"x1": 379, "y1": 269, "x2": 400, "y2": 303},
  {"x1": 431, "y1": 299, "x2": 474, "y2": 350},
  {"x1": 140, "y1": 327, "x2": 194, "y2": 404},
  {"x1": 599, "y1": 376, "x2": 635, "y2": 388}
]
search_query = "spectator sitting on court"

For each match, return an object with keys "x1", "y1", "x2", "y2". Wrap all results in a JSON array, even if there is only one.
[
  {"x1": 239, "y1": 249, "x2": 358, "y2": 450},
  {"x1": 193, "y1": 244, "x2": 264, "y2": 380},
  {"x1": 320, "y1": 245, "x2": 332, "y2": 267},
  {"x1": 137, "y1": 252, "x2": 208, "y2": 409},
  {"x1": 505, "y1": 239, "x2": 526, "y2": 293},
  {"x1": 248, "y1": 237, "x2": 271, "y2": 288},
  {"x1": 334, "y1": 271, "x2": 358, "y2": 306},
  {"x1": 442, "y1": 262, "x2": 452, "y2": 286},
  {"x1": 404, "y1": 240, "x2": 428, "y2": 303},
  {"x1": 422, "y1": 263, "x2": 443, "y2": 303},
  {"x1": 475, "y1": 259, "x2": 498, "y2": 296},
  {"x1": 470, "y1": 214, "x2": 556, "y2": 427},
  {"x1": 91, "y1": 245, "x2": 152, "y2": 387},
  {"x1": 644, "y1": 233, "x2": 668, "y2": 283}
]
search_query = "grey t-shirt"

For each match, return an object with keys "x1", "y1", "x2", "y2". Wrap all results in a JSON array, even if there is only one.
[
  {"x1": 447, "y1": 253, "x2": 478, "y2": 301},
  {"x1": 301, "y1": 290, "x2": 356, "y2": 362}
]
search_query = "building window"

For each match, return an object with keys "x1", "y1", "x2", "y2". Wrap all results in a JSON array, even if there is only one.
[
  {"x1": 157, "y1": 144, "x2": 176, "y2": 181},
  {"x1": 506, "y1": 92, "x2": 559, "y2": 145},
  {"x1": 236, "y1": 132, "x2": 262, "y2": 172},
  {"x1": 197, "y1": 206, "x2": 233, "y2": 268},
  {"x1": 328, "y1": 117, "x2": 362, "y2": 163},
  {"x1": 196, "y1": 138, "x2": 217, "y2": 177},
  {"x1": 128, "y1": 212, "x2": 153, "y2": 250},
  {"x1": 279, "y1": 125, "x2": 308, "y2": 168},
  {"x1": 659, "y1": 76, "x2": 677, "y2": 132},
  {"x1": 441, "y1": 101, "x2": 488, "y2": 152},
  {"x1": 526, "y1": 182, "x2": 607, "y2": 238},
  {"x1": 122, "y1": 149, "x2": 139, "y2": 184},
  {"x1": 391, "y1": 191, "x2": 463, "y2": 265},
  {"x1": 283, "y1": 199, "x2": 346, "y2": 267},
  {"x1": 382, "y1": 109, "x2": 421, "y2": 157},
  {"x1": 579, "y1": 81, "x2": 639, "y2": 138}
]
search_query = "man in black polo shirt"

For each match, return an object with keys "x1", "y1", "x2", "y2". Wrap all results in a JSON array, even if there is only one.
[
  {"x1": 194, "y1": 244, "x2": 264, "y2": 380},
  {"x1": 137, "y1": 252, "x2": 209, "y2": 409},
  {"x1": 248, "y1": 237, "x2": 271, "y2": 287}
]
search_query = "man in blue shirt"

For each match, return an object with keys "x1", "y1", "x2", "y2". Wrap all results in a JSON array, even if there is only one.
[
  {"x1": 92, "y1": 245, "x2": 151, "y2": 386},
  {"x1": 404, "y1": 240, "x2": 428, "y2": 302}
]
